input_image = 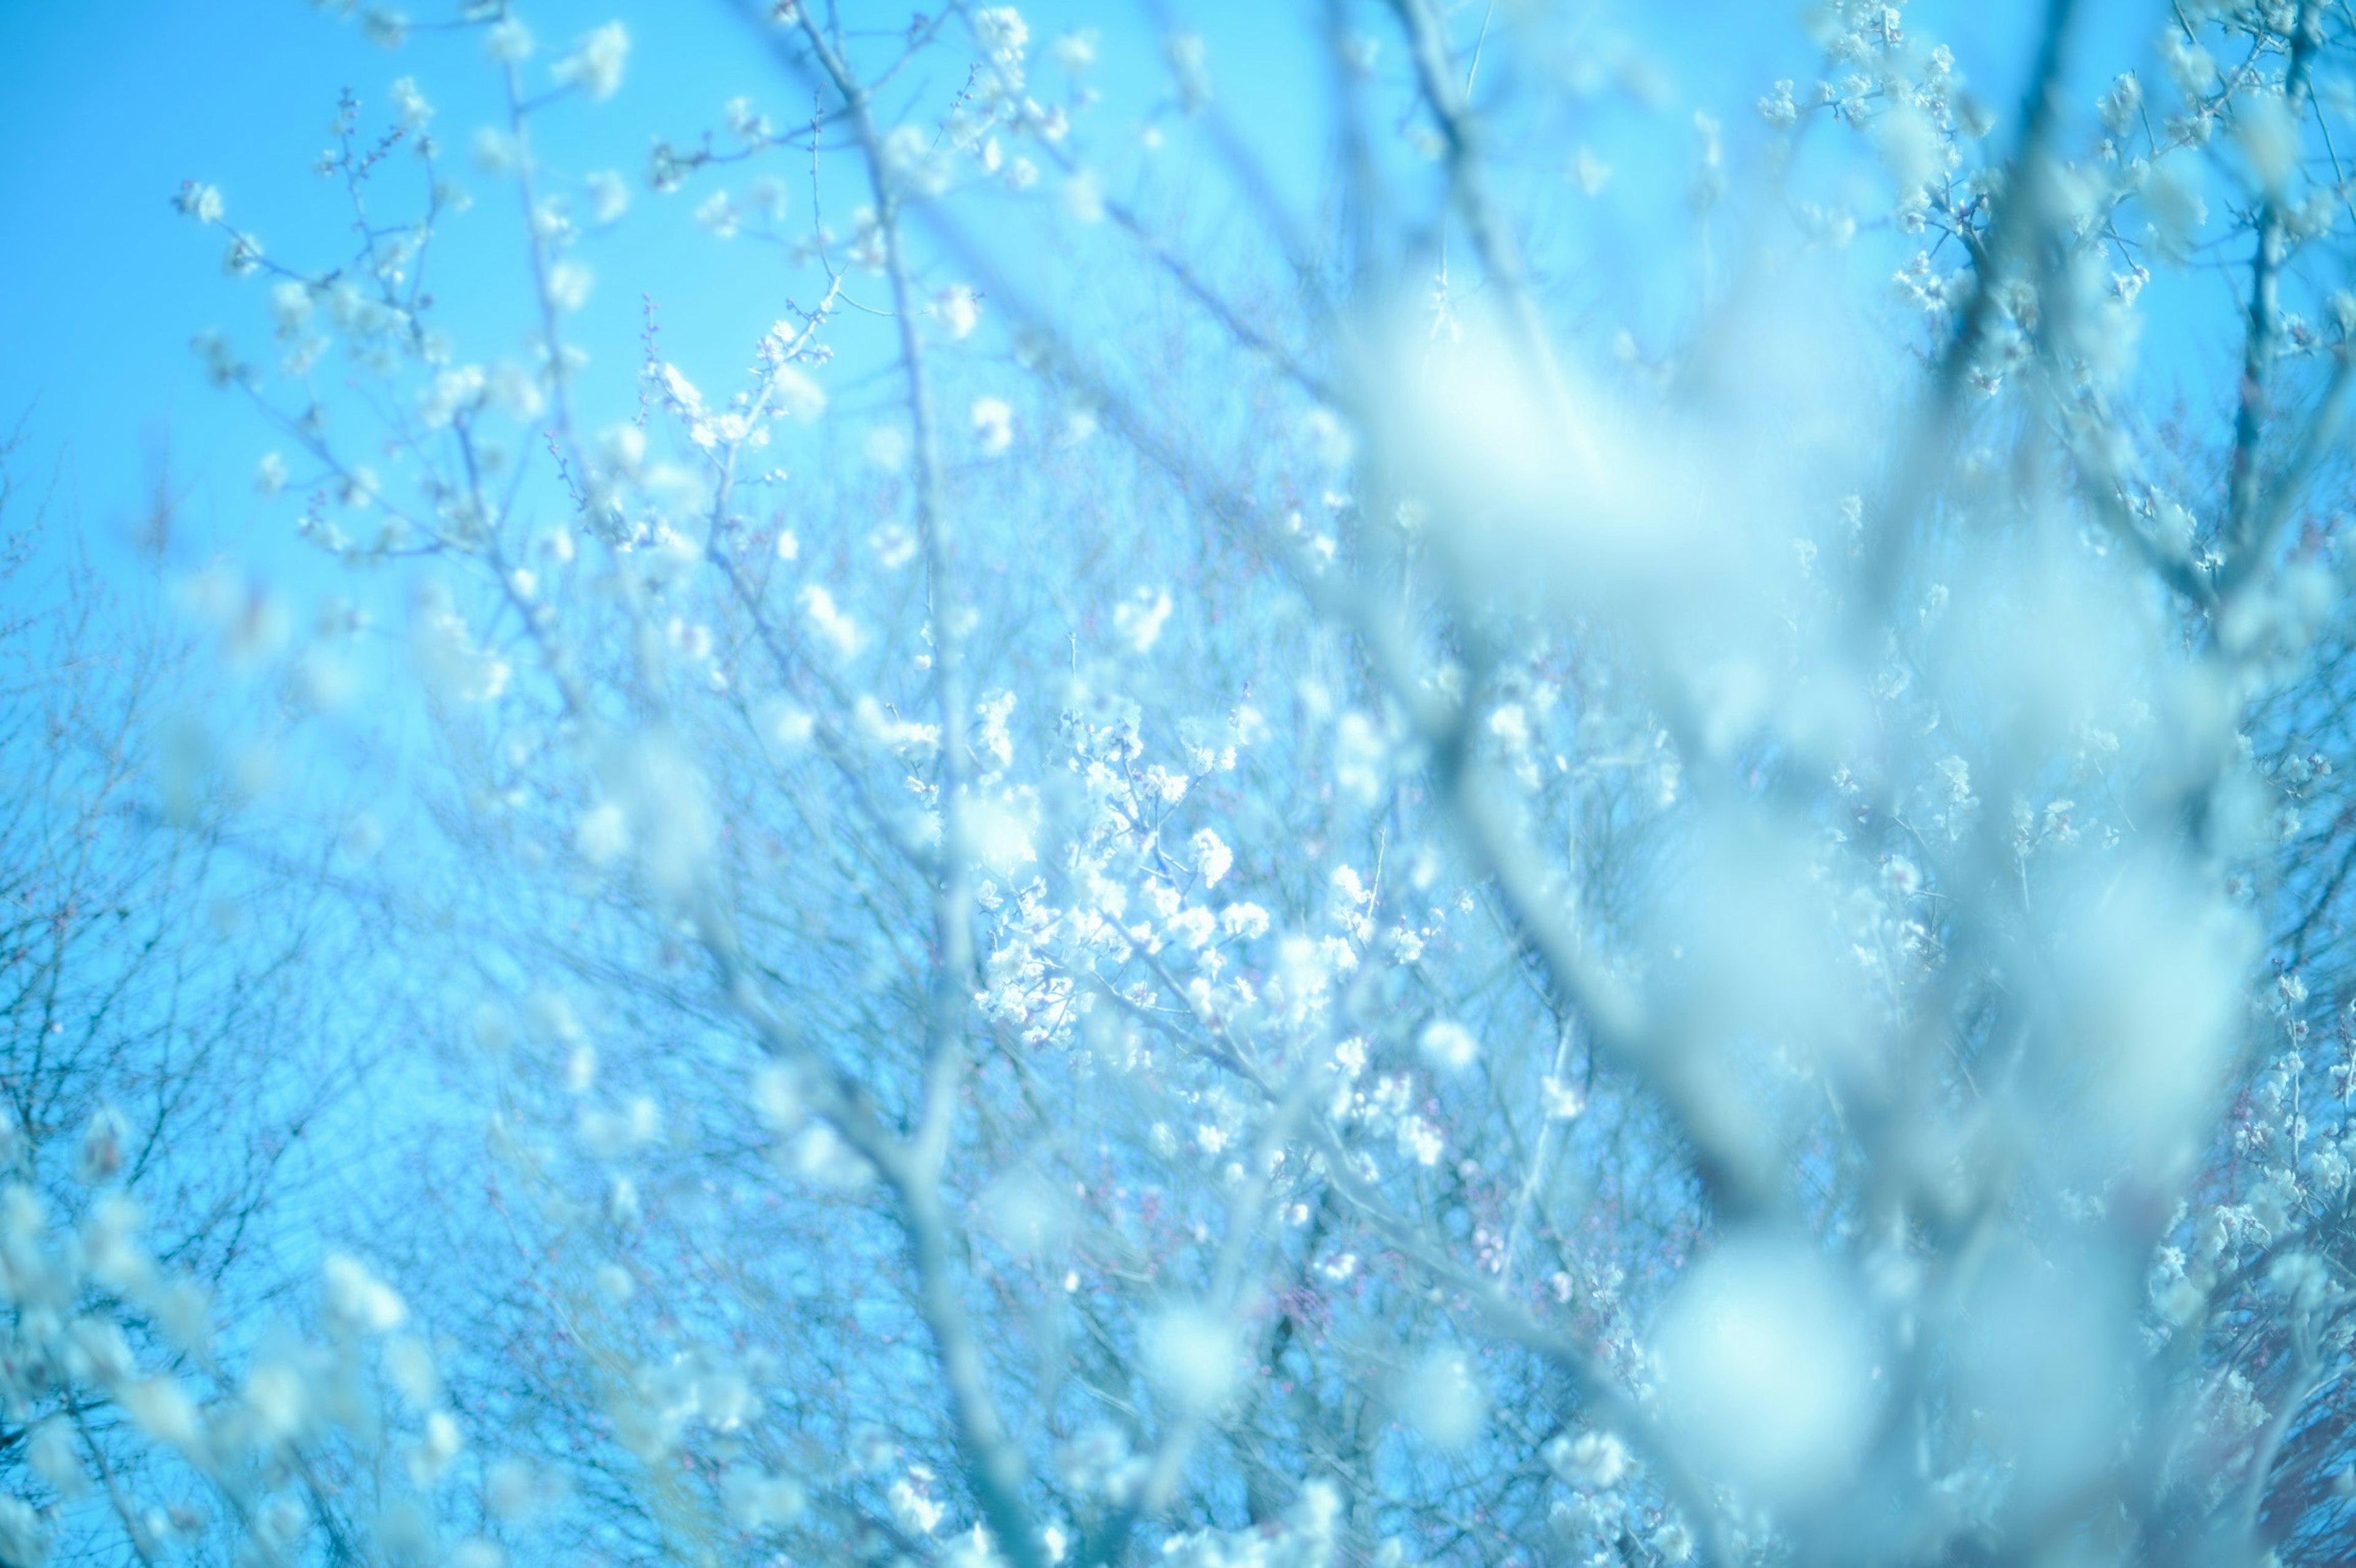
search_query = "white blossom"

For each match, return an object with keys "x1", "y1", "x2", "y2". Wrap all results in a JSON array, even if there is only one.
[
  {"x1": 555, "y1": 23, "x2": 629, "y2": 101},
  {"x1": 971, "y1": 396, "x2": 1015, "y2": 455}
]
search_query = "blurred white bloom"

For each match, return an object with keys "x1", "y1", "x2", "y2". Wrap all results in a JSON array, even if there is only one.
[
  {"x1": 1165, "y1": 31, "x2": 1209, "y2": 110},
  {"x1": 1652, "y1": 1232, "x2": 1876, "y2": 1505},
  {"x1": 935, "y1": 283, "x2": 982, "y2": 340},
  {"x1": 576, "y1": 801, "x2": 629, "y2": 866},
  {"x1": 1335, "y1": 710, "x2": 1387, "y2": 806},
  {"x1": 980, "y1": 1169, "x2": 1073, "y2": 1257},
  {"x1": 1419, "y1": 1019, "x2": 1479, "y2": 1072},
  {"x1": 597, "y1": 730, "x2": 717, "y2": 899},
  {"x1": 865, "y1": 425, "x2": 910, "y2": 472},
  {"x1": 853, "y1": 696, "x2": 939, "y2": 756},
  {"x1": 606, "y1": 1176, "x2": 640, "y2": 1228},
  {"x1": 527, "y1": 989, "x2": 583, "y2": 1047},
  {"x1": 801, "y1": 585, "x2": 861, "y2": 657},
  {"x1": 248, "y1": 1365, "x2": 313, "y2": 1450},
  {"x1": 490, "y1": 361, "x2": 545, "y2": 420},
  {"x1": 761, "y1": 700, "x2": 814, "y2": 752},
  {"x1": 889, "y1": 1474, "x2": 945, "y2": 1534},
  {"x1": 2271, "y1": 1250, "x2": 2331, "y2": 1312},
  {"x1": 880, "y1": 125, "x2": 950, "y2": 198},
  {"x1": 1960, "y1": 1247, "x2": 2123, "y2": 1509},
  {"x1": 418, "y1": 364, "x2": 484, "y2": 429},
  {"x1": 412, "y1": 588, "x2": 512, "y2": 704},
  {"x1": 155, "y1": 1278, "x2": 210, "y2": 1353},
  {"x1": 407, "y1": 1410, "x2": 463, "y2": 1485},
  {"x1": 751, "y1": 1063, "x2": 806, "y2": 1132},
  {"x1": 1114, "y1": 587, "x2": 1172, "y2": 652},
  {"x1": 486, "y1": 1461, "x2": 542, "y2": 1523},
  {"x1": 1168, "y1": 907, "x2": 1215, "y2": 950},
  {"x1": 772, "y1": 364, "x2": 826, "y2": 421},
  {"x1": 1541, "y1": 1074, "x2": 1586, "y2": 1120},
  {"x1": 485, "y1": 15, "x2": 532, "y2": 60},
  {"x1": 693, "y1": 190, "x2": 737, "y2": 238},
  {"x1": 0, "y1": 1499, "x2": 45, "y2": 1568},
  {"x1": 2237, "y1": 90, "x2": 2298, "y2": 194},
  {"x1": 967, "y1": 795, "x2": 1037, "y2": 870},
  {"x1": 972, "y1": 396, "x2": 1015, "y2": 455},
  {"x1": 76, "y1": 1107, "x2": 125, "y2": 1184},
  {"x1": 472, "y1": 126, "x2": 518, "y2": 173},
  {"x1": 974, "y1": 7, "x2": 1028, "y2": 60},
  {"x1": 596, "y1": 423, "x2": 646, "y2": 480},
  {"x1": 1400, "y1": 1349, "x2": 1487, "y2": 1448},
  {"x1": 2144, "y1": 153, "x2": 2206, "y2": 253},
  {"x1": 388, "y1": 1335, "x2": 440, "y2": 1407},
  {"x1": 70, "y1": 1318, "x2": 134, "y2": 1384},
  {"x1": 1487, "y1": 703, "x2": 1529, "y2": 753},
  {"x1": 723, "y1": 1466, "x2": 806, "y2": 1529},
  {"x1": 789, "y1": 1124, "x2": 872, "y2": 1187},
  {"x1": 364, "y1": 8, "x2": 409, "y2": 47},
  {"x1": 2098, "y1": 72, "x2": 2141, "y2": 136},
  {"x1": 177, "y1": 182, "x2": 223, "y2": 223},
  {"x1": 27, "y1": 1420, "x2": 85, "y2": 1500},
  {"x1": 269, "y1": 279, "x2": 312, "y2": 335},
  {"x1": 389, "y1": 75, "x2": 433, "y2": 127},
  {"x1": 84, "y1": 1195, "x2": 149, "y2": 1293},
  {"x1": 1145, "y1": 1305, "x2": 1238, "y2": 1411},
  {"x1": 1544, "y1": 1429, "x2": 1627, "y2": 1488},
  {"x1": 555, "y1": 23, "x2": 629, "y2": 101},
  {"x1": 1396, "y1": 296, "x2": 1856, "y2": 675},
  {"x1": 585, "y1": 168, "x2": 629, "y2": 223},
  {"x1": 324, "y1": 1253, "x2": 407, "y2": 1332},
  {"x1": 121, "y1": 1378, "x2": 200, "y2": 1450},
  {"x1": 626, "y1": 1096, "x2": 661, "y2": 1145},
  {"x1": 657, "y1": 363, "x2": 704, "y2": 418},
  {"x1": 1876, "y1": 101, "x2": 1940, "y2": 192},
  {"x1": 944, "y1": 1526, "x2": 1002, "y2": 1568},
  {"x1": 1303, "y1": 406, "x2": 1356, "y2": 470},
  {"x1": 547, "y1": 261, "x2": 593, "y2": 311},
  {"x1": 2046, "y1": 856, "x2": 2254, "y2": 1177}
]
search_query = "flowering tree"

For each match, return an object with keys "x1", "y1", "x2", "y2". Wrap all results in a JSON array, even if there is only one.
[
  {"x1": 0, "y1": 423, "x2": 404, "y2": 1568},
  {"x1": 51, "y1": 0, "x2": 2356, "y2": 1565}
]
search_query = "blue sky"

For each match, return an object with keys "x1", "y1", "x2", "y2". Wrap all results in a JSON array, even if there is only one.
[{"x1": 0, "y1": 0, "x2": 2160, "y2": 593}]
